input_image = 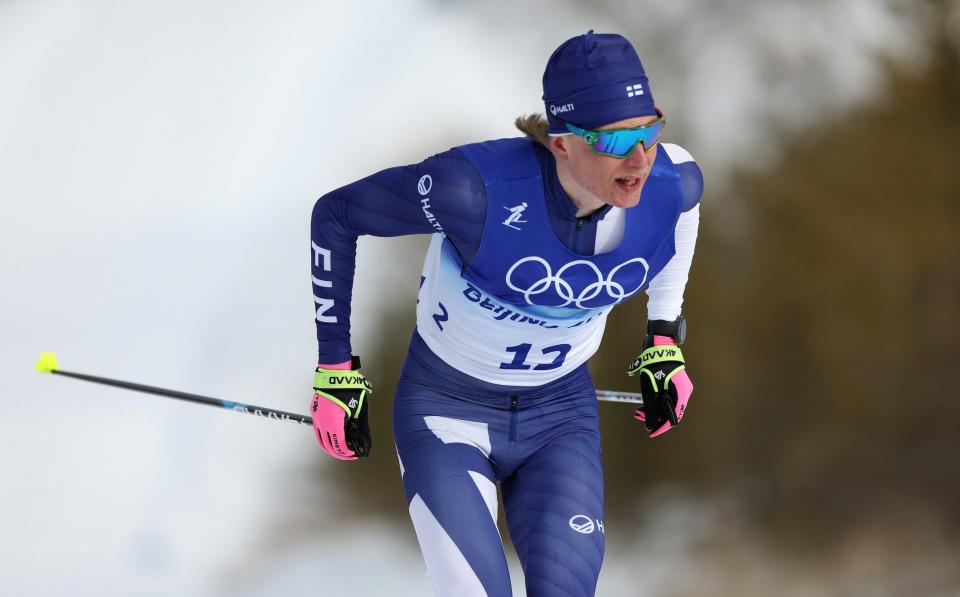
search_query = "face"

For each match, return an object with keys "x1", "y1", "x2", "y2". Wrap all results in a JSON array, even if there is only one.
[{"x1": 551, "y1": 115, "x2": 660, "y2": 210}]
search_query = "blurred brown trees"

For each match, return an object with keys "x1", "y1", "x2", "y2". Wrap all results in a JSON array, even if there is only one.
[{"x1": 595, "y1": 16, "x2": 960, "y2": 544}]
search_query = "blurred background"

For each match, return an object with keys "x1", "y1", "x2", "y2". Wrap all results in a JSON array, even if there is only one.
[{"x1": 1, "y1": 0, "x2": 958, "y2": 595}]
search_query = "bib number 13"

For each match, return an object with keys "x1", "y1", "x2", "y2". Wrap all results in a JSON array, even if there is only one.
[{"x1": 499, "y1": 343, "x2": 571, "y2": 371}]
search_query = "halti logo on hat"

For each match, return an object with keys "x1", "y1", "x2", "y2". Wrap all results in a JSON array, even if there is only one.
[
  {"x1": 549, "y1": 103, "x2": 575, "y2": 116},
  {"x1": 626, "y1": 83, "x2": 644, "y2": 98}
]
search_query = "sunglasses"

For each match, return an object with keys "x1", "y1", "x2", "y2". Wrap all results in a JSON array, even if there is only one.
[{"x1": 564, "y1": 109, "x2": 667, "y2": 158}]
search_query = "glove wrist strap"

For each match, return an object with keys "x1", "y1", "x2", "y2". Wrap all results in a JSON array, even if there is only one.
[
  {"x1": 640, "y1": 344, "x2": 685, "y2": 366},
  {"x1": 313, "y1": 369, "x2": 370, "y2": 391},
  {"x1": 627, "y1": 344, "x2": 686, "y2": 375},
  {"x1": 317, "y1": 360, "x2": 352, "y2": 370}
]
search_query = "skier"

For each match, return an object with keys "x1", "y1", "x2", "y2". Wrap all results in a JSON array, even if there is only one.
[{"x1": 309, "y1": 31, "x2": 703, "y2": 597}]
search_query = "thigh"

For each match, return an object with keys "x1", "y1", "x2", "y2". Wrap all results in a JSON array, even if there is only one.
[
  {"x1": 394, "y1": 383, "x2": 512, "y2": 597},
  {"x1": 502, "y1": 428, "x2": 605, "y2": 597}
]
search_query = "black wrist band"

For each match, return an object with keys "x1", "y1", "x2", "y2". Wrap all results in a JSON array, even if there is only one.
[{"x1": 646, "y1": 316, "x2": 686, "y2": 344}]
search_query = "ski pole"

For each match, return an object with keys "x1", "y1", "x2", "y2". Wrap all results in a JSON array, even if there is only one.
[
  {"x1": 34, "y1": 352, "x2": 312, "y2": 426},
  {"x1": 34, "y1": 352, "x2": 643, "y2": 423},
  {"x1": 595, "y1": 390, "x2": 644, "y2": 405}
]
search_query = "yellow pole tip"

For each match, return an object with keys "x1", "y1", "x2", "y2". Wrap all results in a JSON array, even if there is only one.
[{"x1": 35, "y1": 352, "x2": 60, "y2": 373}]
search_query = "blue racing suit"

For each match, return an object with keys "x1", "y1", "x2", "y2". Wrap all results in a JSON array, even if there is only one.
[{"x1": 311, "y1": 138, "x2": 703, "y2": 596}]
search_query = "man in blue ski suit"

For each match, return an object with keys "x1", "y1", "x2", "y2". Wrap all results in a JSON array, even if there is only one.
[{"x1": 309, "y1": 31, "x2": 703, "y2": 597}]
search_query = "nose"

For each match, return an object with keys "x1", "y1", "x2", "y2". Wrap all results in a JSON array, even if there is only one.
[{"x1": 624, "y1": 143, "x2": 655, "y2": 168}]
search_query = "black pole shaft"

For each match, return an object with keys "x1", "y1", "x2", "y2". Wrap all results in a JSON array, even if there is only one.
[{"x1": 51, "y1": 369, "x2": 313, "y2": 426}]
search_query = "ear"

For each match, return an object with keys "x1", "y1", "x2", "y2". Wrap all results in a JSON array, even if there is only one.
[{"x1": 548, "y1": 135, "x2": 571, "y2": 161}]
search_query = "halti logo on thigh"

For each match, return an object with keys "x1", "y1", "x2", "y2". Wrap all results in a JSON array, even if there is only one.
[{"x1": 569, "y1": 515, "x2": 602, "y2": 534}]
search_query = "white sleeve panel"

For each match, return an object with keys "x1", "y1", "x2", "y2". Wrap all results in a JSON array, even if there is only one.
[
  {"x1": 661, "y1": 142, "x2": 694, "y2": 164},
  {"x1": 645, "y1": 204, "x2": 700, "y2": 320}
]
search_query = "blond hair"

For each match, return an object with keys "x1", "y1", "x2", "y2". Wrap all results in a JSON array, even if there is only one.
[{"x1": 514, "y1": 113, "x2": 552, "y2": 148}]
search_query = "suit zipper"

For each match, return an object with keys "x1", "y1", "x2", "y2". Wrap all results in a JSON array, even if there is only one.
[
  {"x1": 572, "y1": 218, "x2": 585, "y2": 253},
  {"x1": 509, "y1": 395, "x2": 519, "y2": 443}
]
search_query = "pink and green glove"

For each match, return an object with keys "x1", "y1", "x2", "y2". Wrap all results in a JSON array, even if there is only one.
[
  {"x1": 311, "y1": 356, "x2": 373, "y2": 460},
  {"x1": 628, "y1": 336, "x2": 693, "y2": 438}
]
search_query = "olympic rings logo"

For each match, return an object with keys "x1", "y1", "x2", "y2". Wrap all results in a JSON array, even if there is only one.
[{"x1": 505, "y1": 256, "x2": 649, "y2": 308}]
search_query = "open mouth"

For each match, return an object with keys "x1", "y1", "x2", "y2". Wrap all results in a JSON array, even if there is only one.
[{"x1": 615, "y1": 176, "x2": 640, "y2": 192}]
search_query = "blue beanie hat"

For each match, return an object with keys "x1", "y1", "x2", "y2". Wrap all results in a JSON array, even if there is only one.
[{"x1": 542, "y1": 30, "x2": 656, "y2": 135}]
